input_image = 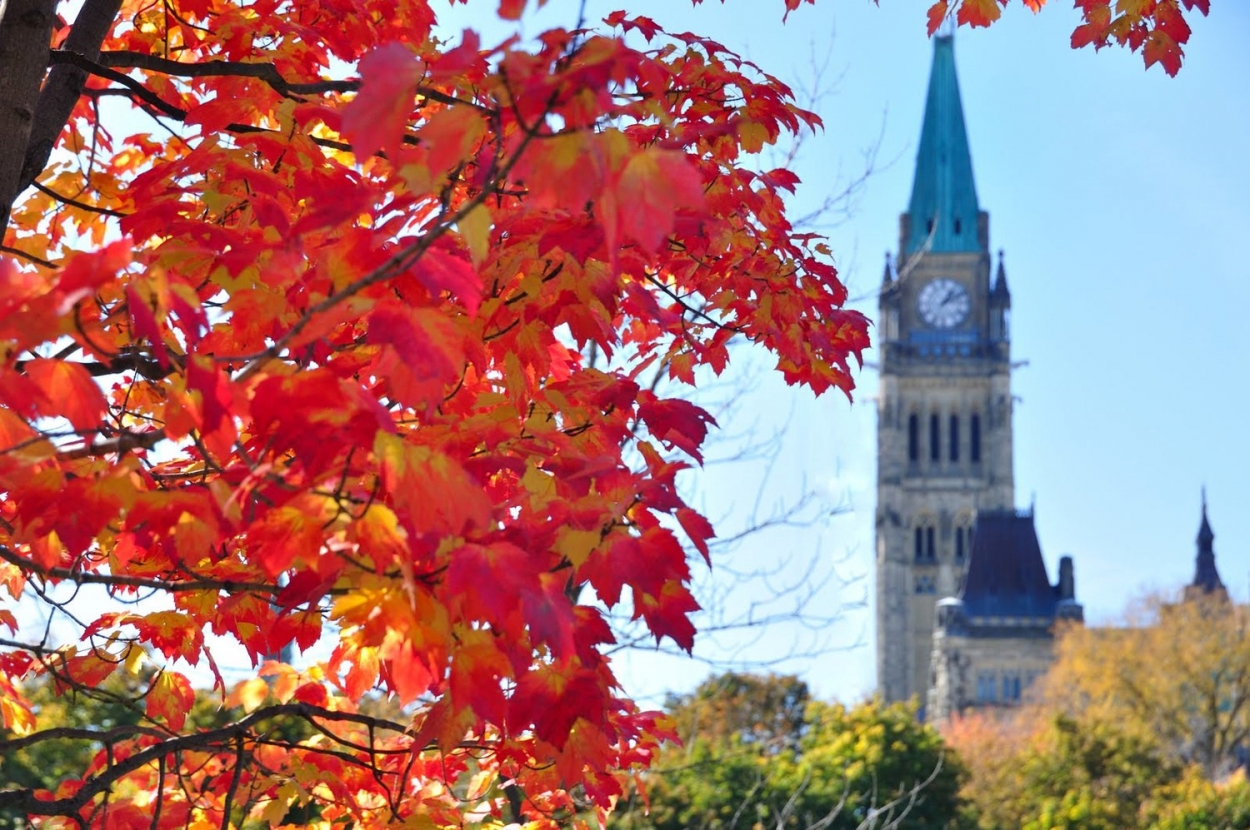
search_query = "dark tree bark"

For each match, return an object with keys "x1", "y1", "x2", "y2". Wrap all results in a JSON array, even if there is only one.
[
  {"x1": 0, "y1": 0, "x2": 56, "y2": 234},
  {"x1": 0, "y1": 0, "x2": 123, "y2": 236}
]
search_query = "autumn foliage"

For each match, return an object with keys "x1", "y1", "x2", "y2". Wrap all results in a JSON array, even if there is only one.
[
  {"x1": 926, "y1": 0, "x2": 1209, "y2": 75},
  {"x1": 0, "y1": 0, "x2": 1211, "y2": 827}
]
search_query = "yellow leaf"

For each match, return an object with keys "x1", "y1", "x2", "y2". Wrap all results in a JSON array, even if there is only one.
[
  {"x1": 738, "y1": 119, "x2": 771, "y2": 153},
  {"x1": 465, "y1": 768, "x2": 496, "y2": 801},
  {"x1": 124, "y1": 642, "x2": 145, "y2": 675},
  {"x1": 0, "y1": 693, "x2": 36, "y2": 736},
  {"x1": 459, "y1": 204, "x2": 492, "y2": 267},
  {"x1": 521, "y1": 463, "x2": 557, "y2": 509},
  {"x1": 555, "y1": 528, "x2": 600, "y2": 568}
]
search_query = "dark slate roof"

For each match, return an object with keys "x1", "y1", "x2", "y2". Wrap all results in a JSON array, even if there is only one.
[
  {"x1": 905, "y1": 35, "x2": 981, "y2": 255},
  {"x1": 1191, "y1": 498, "x2": 1225, "y2": 594},
  {"x1": 960, "y1": 511, "x2": 1058, "y2": 618}
]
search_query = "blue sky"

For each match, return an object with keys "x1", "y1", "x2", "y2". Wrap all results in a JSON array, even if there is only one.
[{"x1": 452, "y1": 0, "x2": 1250, "y2": 706}]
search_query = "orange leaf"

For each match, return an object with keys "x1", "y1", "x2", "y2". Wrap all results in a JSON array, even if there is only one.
[
  {"x1": 374, "y1": 432, "x2": 492, "y2": 537},
  {"x1": 23, "y1": 359, "x2": 107, "y2": 432},
  {"x1": 956, "y1": 0, "x2": 1003, "y2": 28},
  {"x1": 131, "y1": 610, "x2": 206, "y2": 664},
  {"x1": 147, "y1": 671, "x2": 196, "y2": 731}
]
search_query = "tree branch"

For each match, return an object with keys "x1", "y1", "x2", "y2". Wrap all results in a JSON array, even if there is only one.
[
  {"x1": 0, "y1": 543, "x2": 280, "y2": 596},
  {"x1": 95, "y1": 50, "x2": 486, "y2": 111}
]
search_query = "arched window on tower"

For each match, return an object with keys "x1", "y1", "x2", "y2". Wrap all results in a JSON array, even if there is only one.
[
  {"x1": 949, "y1": 414, "x2": 960, "y2": 462},
  {"x1": 914, "y1": 524, "x2": 937, "y2": 564},
  {"x1": 929, "y1": 414, "x2": 940, "y2": 462},
  {"x1": 970, "y1": 414, "x2": 982, "y2": 463},
  {"x1": 955, "y1": 524, "x2": 973, "y2": 564},
  {"x1": 908, "y1": 414, "x2": 919, "y2": 463}
]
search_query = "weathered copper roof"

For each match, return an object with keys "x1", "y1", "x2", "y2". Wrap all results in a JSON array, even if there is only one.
[
  {"x1": 960, "y1": 510, "x2": 1058, "y2": 618},
  {"x1": 906, "y1": 35, "x2": 981, "y2": 255}
]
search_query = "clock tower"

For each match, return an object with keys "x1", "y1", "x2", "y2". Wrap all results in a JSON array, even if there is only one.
[{"x1": 876, "y1": 35, "x2": 1014, "y2": 708}]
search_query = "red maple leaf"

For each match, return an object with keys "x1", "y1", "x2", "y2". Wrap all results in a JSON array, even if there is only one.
[
  {"x1": 341, "y1": 42, "x2": 421, "y2": 160},
  {"x1": 637, "y1": 392, "x2": 717, "y2": 463}
]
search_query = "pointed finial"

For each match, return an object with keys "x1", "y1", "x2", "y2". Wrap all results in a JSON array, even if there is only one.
[
  {"x1": 993, "y1": 249, "x2": 1010, "y2": 299},
  {"x1": 1197, "y1": 488, "x2": 1215, "y2": 548},
  {"x1": 882, "y1": 251, "x2": 893, "y2": 284}
]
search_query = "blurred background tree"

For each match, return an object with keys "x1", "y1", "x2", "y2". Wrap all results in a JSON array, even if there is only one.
[{"x1": 611, "y1": 672, "x2": 966, "y2": 830}]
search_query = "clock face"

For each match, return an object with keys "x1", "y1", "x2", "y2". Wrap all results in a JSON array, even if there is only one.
[{"x1": 917, "y1": 278, "x2": 971, "y2": 329}]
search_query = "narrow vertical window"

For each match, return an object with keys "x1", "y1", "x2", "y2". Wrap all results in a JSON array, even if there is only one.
[
  {"x1": 915, "y1": 527, "x2": 924, "y2": 561},
  {"x1": 908, "y1": 414, "x2": 920, "y2": 462},
  {"x1": 949, "y1": 415, "x2": 960, "y2": 462},
  {"x1": 955, "y1": 527, "x2": 965, "y2": 562},
  {"x1": 929, "y1": 414, "x2": 940, "y2": 462},
  {"x1": 970, "y1": 414, "x2": 982, "y2": 463},
  {"x1": 926, "y1": 527, "x2": 936, "y2": 561}
]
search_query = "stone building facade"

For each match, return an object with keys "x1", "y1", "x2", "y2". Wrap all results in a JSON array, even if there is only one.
[
  {"x1": 875, "y1": 35, "x2": 1077, "y2": 717},
  {"x1": 926, "y1": 512, "x2": 1083, "y2": 723},
  {"x1": 927, "y1": 500, "x2": 1226, "y2": 722}
]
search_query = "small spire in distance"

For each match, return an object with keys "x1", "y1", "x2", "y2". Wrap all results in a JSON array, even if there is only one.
[
  {"x1": 993, "y1": 248, "x2": 1010, "y2": 298},
  {"x1": 1198, "y1": 487, "x2": 1214, "y2": 547},
  {"x1": 882, "y1": 251, "x2": 893, "y2": 285}
]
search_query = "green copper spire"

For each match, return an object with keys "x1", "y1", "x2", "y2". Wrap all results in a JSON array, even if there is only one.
[{"x1": 906, "y1": 35, "x2": 981, "y2": 254}]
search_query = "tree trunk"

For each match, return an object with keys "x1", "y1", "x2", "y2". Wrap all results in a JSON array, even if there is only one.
[{"x1": 0, "y1": 0, "x2": 55, "y2": 236}]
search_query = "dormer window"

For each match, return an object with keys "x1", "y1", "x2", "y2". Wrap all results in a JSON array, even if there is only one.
[
  {"x1": 926, "y1": 218, "x2": 934, "y2": 234},
  {"x1": 954, "y1": 218, "x2": 962, "y2": 235}
]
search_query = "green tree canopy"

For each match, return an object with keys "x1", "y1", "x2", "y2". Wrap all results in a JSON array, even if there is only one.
[{"x1": 612, "y1": 673, "x2": 965, "y2": 830}]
